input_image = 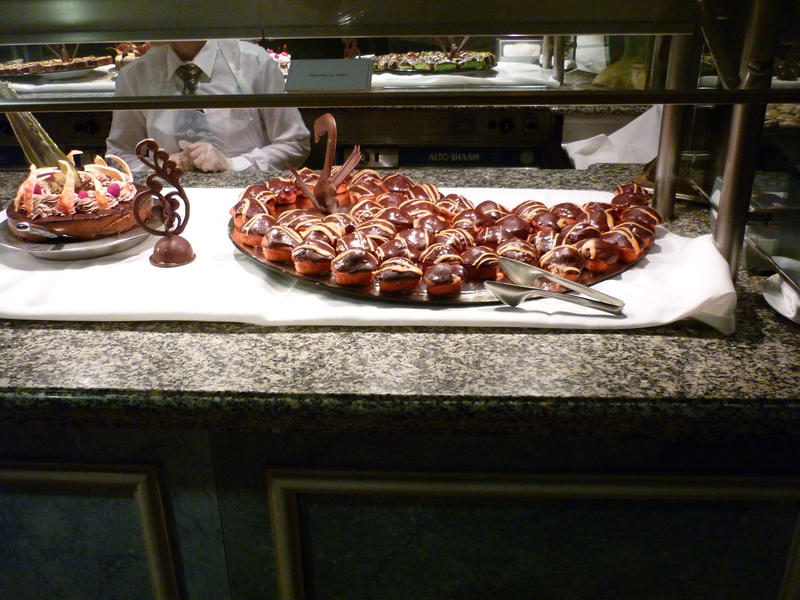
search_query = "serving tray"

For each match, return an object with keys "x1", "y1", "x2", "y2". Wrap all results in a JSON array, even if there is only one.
[{"x1": 228, "y1": 219, "x2": 649, "y2": 307}]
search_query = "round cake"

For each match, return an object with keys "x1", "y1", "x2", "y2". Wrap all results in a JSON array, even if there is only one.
[{"x1": 6, "y1": 154, "x2": 149, "y2": 242}]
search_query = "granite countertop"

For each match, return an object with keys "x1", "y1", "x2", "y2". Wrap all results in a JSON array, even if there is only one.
[{"x1": 1, "y1": 164, "x2": 799, "y2": 439}]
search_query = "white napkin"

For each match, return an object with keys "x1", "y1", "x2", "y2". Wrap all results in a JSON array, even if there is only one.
[
  {"x1": 0, "y1": 187, "x2": 737, "y2": 333},
  {"x1": 371, "y1": 62, "x2": 560, "y2": 89},
  {"x1": 562, "y1": 105, "x2": 663, "y2": 169}
]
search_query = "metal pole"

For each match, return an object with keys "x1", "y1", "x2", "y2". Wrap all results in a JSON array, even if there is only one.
[
  {"x1": 553, "y1": 36, "x2": 565, "y2": 84},
  {"x1": 654, "y1": 34, "x2": 697, "y2": 219},
  {"x1": 541, "y1": 36, "x2": 553, "y2": 69},
  {"x1": 713, "y1": 0, "x2": 778, "y2": 278}
]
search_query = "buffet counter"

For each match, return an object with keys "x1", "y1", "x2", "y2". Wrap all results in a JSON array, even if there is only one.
[
  {"x1": 0, "y1": 164, "x2": 798, "y2": 438},
  {"x1": 3, "y1": 164, "x2": 800, "y2": 600}
]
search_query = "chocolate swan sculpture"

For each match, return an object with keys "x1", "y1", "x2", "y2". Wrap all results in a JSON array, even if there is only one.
[{"x1": 289, "y1": 113, "x2": 361, "y2": 214}]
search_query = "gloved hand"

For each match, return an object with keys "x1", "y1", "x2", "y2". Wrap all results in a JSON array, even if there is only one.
[
  {"x1": 168, "y1": 149, "x2": 193, "y2": 172},
  {"x1": 179, "y1": 141, "x2": 232, "y2": 172}
]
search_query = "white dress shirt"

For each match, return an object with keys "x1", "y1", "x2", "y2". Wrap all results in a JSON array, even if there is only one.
[{"x1": 106, "y1": 40, "x2": 311, "y2": 171}]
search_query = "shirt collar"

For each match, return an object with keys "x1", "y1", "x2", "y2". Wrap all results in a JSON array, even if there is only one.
[{"x1": 165, "y1": 40, "x2": 218, "y2": 81}]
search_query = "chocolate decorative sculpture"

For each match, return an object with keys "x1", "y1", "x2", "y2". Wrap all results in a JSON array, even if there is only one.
[
  {"x1": 288, "y1": 113, "x2": 361, "y2": 214},
  {"x1": 133, "y1": 138, "x2": 196, "y2": 267}
]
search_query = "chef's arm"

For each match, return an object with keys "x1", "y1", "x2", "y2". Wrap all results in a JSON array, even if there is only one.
[
  {"x1": 228, "y1": 106, "x2": 311, "y2": 171},
  {"x1": 105, "y1": 75, "x2": 150, "y2": 171}
]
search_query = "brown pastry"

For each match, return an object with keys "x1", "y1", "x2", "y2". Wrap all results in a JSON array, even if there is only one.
[
  {"x1": 420, "y1": 242, "x2": 463, "y2": 269},
  {"x1": 474, "y1": 200, "x2": 510, "y2": 224},
  {"x1": 600, "y1": 227, "x2": 644, "y2": 263},
  {"x1": 436, "y1": 193, "x2": 474, "y2": 218},
  {"x1": 461, "y1": 246, "x2": 499, "y2": 280},
  {"x1": 395, "y1": 227, "x2": 432, "y2": 252},
  {"x1": 434, "y1": 228, "x2": 475, "y2": 252},
  {"x1": 303, "y1": 222, "x2": 345, "y2": 246},
  {"x1": 415, "y1": 213, "x2": 450, "y2": 235},
  {"x1": 549, "y1": 202, "x2": 584, "y2": 229},
  {"x1": 382, "y1": 172, "x2": 415, "y2": 194},
  {"x1": 291, "y1": 239, "x2": 336, "y2": 274},
  {"x1": 376, "y1": 237, "x2": 421, "y2": 263},
  {"x1": 475, "y1": 224, "x2": 516, "y2": 249},
  {"x1": 375, "y1": 206, "x2": 413, "y2": 230},
  {"x1": 619, "y1": 205, "x2": 662, "y2": 229},
  {"x1": 349, "y1": 198, "x2": 383, "y2": 222},
  {"x1": 262, "y1": 225, "x2": 303, "y2": 262},
  {"x1": 332, "y1": 248, "x2": 378, "y2": 285},
  {"x1": 335, "y1": 231, "x2": 380, "y2": 254},
  {"x1": 573, "y1": 238, "x2": 620, "y2": 273},
  {"x1": 266, "y1": 176, "x2": 304, "y2": 205},
  {"x1": 232, "y1": 213, "x2": 275, "y2": 247},
  {"x1": 276, "y1": 208, "x2": 322, "y2": 232},
  {"x1": 375, "y1": 257, "x2": 423, "y2": 292},
  {"x1": 403, "y1": 183, "x2": 441, "y2": 202},
  {"x1": 355, "y1": 218, "x2": 396, "y2": 243},
  {"x1": 230, "y1": 184, "x2": 275, "y2": 227},
  {"x1": 539, "y1": 245, "x2": 585, "y2": 281},
  {"x1": 529, "y1": 229, "x2": 562, "y2": 256},
  {"x1": 374, "y1": 191, "x2": 405, "y2": 208},
  {"x1": 496, "y1": 239, "x2": 539, "y2": 267},
  {"x1": 452, "y1": 208, "x2": 492, "y2": 229},
  {"x1": 529, "y1": 209, "x2": 559, "y2": 232},
  {"x1": 513, "y1": 199, "x2": 548, "y2": 221},
  {"x1": 423, "y1": 263, "x2": 465, "y2": 296},
  {"x1": 495, "y1": 214, "x2": 530, "y2": 239},
  {"x1": 559, "y1": 221, "x2": 601, "y2": 246},
  {"x1": 323, "y1": 212, "x2": 358, "y2": 235}
]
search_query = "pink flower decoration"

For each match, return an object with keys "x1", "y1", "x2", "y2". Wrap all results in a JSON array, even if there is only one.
[{"x1": 107, "y1": 182, "x2": 121, "y2": 197}]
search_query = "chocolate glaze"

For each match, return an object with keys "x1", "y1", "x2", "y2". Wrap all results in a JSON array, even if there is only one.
[
  {"x1": 560, "y1": 221, "x2": 601, "y2": 245},
  {"x1": 496, "y1": 239, "x2": 539, "y2": 265},
  {"x1": 374, "y1": 191, "x2": 405, "y2": 208},
  {"x1": 420, "y1": 242, "x2": 463, "y2": 266},
  {"x1": 513, "y1": 199, "x2": 548, "y2": 221},
  {"x1": 375, "y1": 257, "x2": 423, "y2": 281},
  {"x1": 475, "y1": 200, "x2": 510, "y2": 223},
  {"x1": 395, "y1": 227, "x2": 432, "y2": 251},
  {"x1": 292, "y1": 239, "x2": 335, "y2": 262},
  {"x1": 436, "y1": 193, "x2": 474, "y2": 217},
  {"x1": 476, "y1": 224, "x2": 515, "y2": 249},
  {"x1": 265, "y1": 225, "x2": 303, "y2": 248},
  {"x1": 332, "y1": 248, "x2": 378, "y2": 273},
  {"x1": 423, "y1": 263, "x2": 465, "y2": 287},
  {"x1": 375, "y1": 206, "x2": 413, "y2": 230},
  {"x1": 376, "y1": 237, "x2": 421, "y2": 262},
  {"x1": 434, "y1": 228, "x2": 475, "y2": 251},
  {"x1": 496, "y1": 214, "x2": 530, "y2": 239},
  {"x1": 415, "y1": 214, "x2": 450, "y2": 235},
  {"x1": 382, "y1": 172, "x2": 415, "y2": 193},
  {"x1": 336, "y1": 231, "x2": 379, "y2": 253},
  {"x1": 540, "y1": 244, "x2": 585, "y2": 277},
  {"x1": 620, "y1": 205, "x2": 662, "y2": 228},
  {"x1": 461, "y1": 245, "x2": 498, "y2": 269},
  {"x1": 574, "y1": 237, "x2": 619, "y2": 263}
]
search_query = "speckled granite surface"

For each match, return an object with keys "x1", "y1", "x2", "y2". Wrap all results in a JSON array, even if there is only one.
[{"x1": 1, "y1": 165, "x2": 799, "y2": 438}]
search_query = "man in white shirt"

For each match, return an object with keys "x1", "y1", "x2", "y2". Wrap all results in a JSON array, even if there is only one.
[{"x1": 106, "y1": 39, "x2": 311, "y2": 172}]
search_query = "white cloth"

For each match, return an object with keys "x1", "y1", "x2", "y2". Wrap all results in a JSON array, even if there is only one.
[
  {"x1": 0, "y1": 188, "x2": 737, "y2": 334},
  {"x1": 105, "y1": 40, "x2": 310, "y2": 171},
  {"x1": 562, "y1": 105, "x2": 663, "y2": 169}
]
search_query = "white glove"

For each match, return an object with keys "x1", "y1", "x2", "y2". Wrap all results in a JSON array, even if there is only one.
[
  {"x1": 168, "y1": 149, "x2": 193, "y2": 172},
  {"x1": 179, "y1": 141, "x2": 232, "y2": 172}
]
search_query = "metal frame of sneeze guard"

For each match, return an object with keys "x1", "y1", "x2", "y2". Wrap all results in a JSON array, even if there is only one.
[{"x1": 0, "y1": 0, "x2": 793, "y2": 279}]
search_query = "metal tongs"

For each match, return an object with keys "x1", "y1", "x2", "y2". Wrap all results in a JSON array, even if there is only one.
[{"x1": 484, "y1": 257, "x2": 625, "y2": 315}]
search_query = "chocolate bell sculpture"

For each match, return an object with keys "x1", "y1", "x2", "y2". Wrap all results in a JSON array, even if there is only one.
[{"x1": 133, "y1": 138, "x2": 196, "y2": 267}]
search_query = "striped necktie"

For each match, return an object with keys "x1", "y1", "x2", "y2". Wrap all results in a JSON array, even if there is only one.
[{"x1": 175, "y1": 63, "x2": 201, "y2": 95}]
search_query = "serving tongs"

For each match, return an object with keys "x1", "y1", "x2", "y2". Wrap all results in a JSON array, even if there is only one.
[{"x1": 484, "y1": 257, "x2": 625, "y2": 315}]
